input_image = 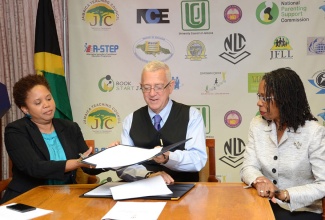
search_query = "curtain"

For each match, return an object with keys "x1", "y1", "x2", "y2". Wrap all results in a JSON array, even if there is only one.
[{"x1": 0, "y1": 0, "x2": 65, "y2": 180}]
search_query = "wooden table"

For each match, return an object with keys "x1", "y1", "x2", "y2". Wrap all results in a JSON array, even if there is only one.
[{"x1": 2, "y1": 182, "x2": 275, "y2": 220}]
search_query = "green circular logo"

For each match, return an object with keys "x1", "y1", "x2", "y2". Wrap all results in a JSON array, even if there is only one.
[{"x1": 256, "y1": 1, "x2": 279, "y2": 25}]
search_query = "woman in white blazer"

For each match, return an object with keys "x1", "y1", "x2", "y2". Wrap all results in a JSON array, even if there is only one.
[{"x1": 240, "y1": 67, "x2": 325, "y2": 220}]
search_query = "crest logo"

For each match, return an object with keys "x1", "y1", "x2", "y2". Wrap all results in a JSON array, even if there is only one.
[
  {"x1": 219, "y1": 33, "x2": 251, "y2": 64},
  {"x1": 181, "y1": 0, "x2": 210, "y2": 31},
  {"x1": 82, "y1": 1, "x2": 119, "y2": 30},
  {"x1": 224, "y1": 5, "x2": 242, "y2": 23},
  {"x1": 256, "y1": 1, "x2": 279, "y2": 25},
  {"x1": 219, "y1": 137, "x2": 245, "y2": 168},
  {"x1": 185, "y1": 40, "x2": 207, "y2": 61},
  {"x1": 224, "y1": 110, "x2": 242, "y2": 128},
  {"x1": 308, "y1": 70, "x2": 325, "y2": 94},
  {"x1": 270, "y1": 36, "x2": 293, "y2": 60}
]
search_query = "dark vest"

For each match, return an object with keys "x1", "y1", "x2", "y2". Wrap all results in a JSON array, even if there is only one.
[{"x1": 130, "y1": 100, "x2": 199, "y2": 182}]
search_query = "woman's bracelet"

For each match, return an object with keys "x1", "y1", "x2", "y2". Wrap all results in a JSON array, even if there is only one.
[{"x1": 282, "y1": 190, "x2": 289, "y2": 203}]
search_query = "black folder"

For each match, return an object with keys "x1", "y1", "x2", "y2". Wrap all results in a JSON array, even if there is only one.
[{"x1": 80, "y1": 182, "x2": 195, "y2": 201}]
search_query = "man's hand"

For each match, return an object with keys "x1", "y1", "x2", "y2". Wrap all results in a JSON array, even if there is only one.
[
  {"x1": 149, "y1": 171, "x2": 174, "y2": 184},
  {"x1": 153, "y1": 146, "x2": 170, "y2": 164},
  {"x1": 108, "y1": 141, "x2": 120, "y2": 148}
]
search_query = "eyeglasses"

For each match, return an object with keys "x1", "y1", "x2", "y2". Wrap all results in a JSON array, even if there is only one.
[
  {"x1": 141, "y1": 81, "x2": 172, "y2": 93},
  {"x1": 257, "y1": 93, "x2": 274, "y2": 102}
]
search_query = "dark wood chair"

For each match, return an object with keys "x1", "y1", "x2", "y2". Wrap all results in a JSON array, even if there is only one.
[
  {"x1": 199, "y1": 138, "x2": 219, "y2": 182},
  {"x1": 75, "y1": 140, "x2": 99, "y2": 184},
  {"x1": 0, "y1": 177, "x2": 12, "y2": 199}
]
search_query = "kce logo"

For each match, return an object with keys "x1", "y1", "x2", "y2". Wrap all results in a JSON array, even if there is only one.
[{"x1": 137, "y1": 9, "x2": 169, "y2": 24}]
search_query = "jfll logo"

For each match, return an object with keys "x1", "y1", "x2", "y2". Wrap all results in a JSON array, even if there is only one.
[{"x1": 270, "y1": 36, "x2": 293, "y2": 60}]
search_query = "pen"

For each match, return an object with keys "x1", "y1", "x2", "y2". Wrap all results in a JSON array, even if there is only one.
[
  {"x1": 160, "y1": 139, "x2": 164, "y2": 147},
  {"x1": 79, "y1": 153, "x2": 86, "y2": 159}
]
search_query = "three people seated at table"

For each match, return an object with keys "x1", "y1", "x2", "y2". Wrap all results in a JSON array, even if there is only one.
[{"x1": 2, "y1": 65, "x2": 324, "y2": 220}]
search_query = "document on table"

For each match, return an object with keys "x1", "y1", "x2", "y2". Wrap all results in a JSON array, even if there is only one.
[
  {"x1": 82, "y1": 175, "x2": 172, "y2": 200},
  {"x1": 102, "y1": 201, "x2": 166, "y2": 220},
  {"x1": 81, "y1": 138, "x2": 191, "y2": 169},
  {"x1": 0, "y1": 203, "x2": 53, "y2": 219}
]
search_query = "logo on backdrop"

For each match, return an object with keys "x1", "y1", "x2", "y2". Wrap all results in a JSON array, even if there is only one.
[
  {"x1": 200, "y1": 72, "x2": 228, "y2": 95},
  {"x1": 98, "y1": 75, "x2": 141, "y2": 92},
  {"x1": 256, "y1": 1, "x2": 279, "y2": 25},
  {"x1": 224, "y1": 5, "x2": 242, "y2": 23},
  {"x1": 321, "y1": 3, "x2": 325, "y2": 19},
  {"x1": 270, "y1": 36, "x2": 293, "y2": 60},
  {"x1": 191, "y1": 105, "x2": 210, "y2": 134},
  {"x1": 185, "y1": 40, "x2": 207, "y2": 61},
  {"x1": 219, "y1": 137, "x2": 245, "y2": 168},
  {"x1": 248, "y1": 73, "x2": 264, "y2": 93},
  {"x1": 172, "y1": 76, "x2": 181, "y2": 90},
  {"x1": 98, "y1": 75, "x2": 114, "y2": 92},
  {"x1": 308, "y1": 70, "x2": 325, "y2": 94},
  {"x1": 317, "y1": 109, "x2": 325, "y2": 126},
  {"x1": 84, "y1": 43, "x2": 119, "y2": 57},
  {"x1": 82, "y1": 0, "x2": 119, "y2": 30},
  {"x1": 224, "y1": 110, "x2": 242, "y2": 128},
  {"x1": 280, "y1": 1, "x2": 309, "y2": 23},
  {"x1": 137, "y1": 9, "x2": 169, "y2": 23},
  {"x1": 133, "y1": 36, "x2": 174, "y2": 63},
  {"x1": 181, "y1": 0, "x2": 210, "y2": 31},
  {"x1": 307, "y1": 37, "x2": 325, "y2": 55},
  {"x1": 84, "y1": 103, "x2": 121, "y2": 133},
  {"x1": 219, "y1": 33, "x2": 251, "y2": 64}
]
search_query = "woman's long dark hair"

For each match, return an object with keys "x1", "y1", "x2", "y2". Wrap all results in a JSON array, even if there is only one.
[{"x1": 263, "y1": 67, "x2": 317, "y2": 132}]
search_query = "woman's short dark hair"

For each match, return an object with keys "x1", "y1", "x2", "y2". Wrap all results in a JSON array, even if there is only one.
[
  {"x1": 13, "y1": 74, "x2": 51, "y2": 109},
  {"x1": 262, "y1": 67, "x2": 317, "y2": 132}
]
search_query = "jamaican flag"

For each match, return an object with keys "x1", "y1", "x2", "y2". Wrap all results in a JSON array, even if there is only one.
[{"x1": 34, "y1": 0, "x2": 73, "y2": 121}]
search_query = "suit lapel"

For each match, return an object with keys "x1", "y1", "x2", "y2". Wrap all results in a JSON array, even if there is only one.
[
  {"x1": 53, "y1": 119, "x2": 73, "y2": 159},
  {"x1": 25, "y1": 119, "x2": 50, "y2": 160}
]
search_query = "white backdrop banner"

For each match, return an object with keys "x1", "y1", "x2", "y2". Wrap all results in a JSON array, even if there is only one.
[{"x1": 68, "y1": 0, "x2": 325, "y2": 182}]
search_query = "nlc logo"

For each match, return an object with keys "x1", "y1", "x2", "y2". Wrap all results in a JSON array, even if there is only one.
[
  {"x1": 137, "y1": 9, "x2": 169, "y2": 24},
  {"x1": 219, "y1": 137, "x2": 245, "y2": 168}
]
